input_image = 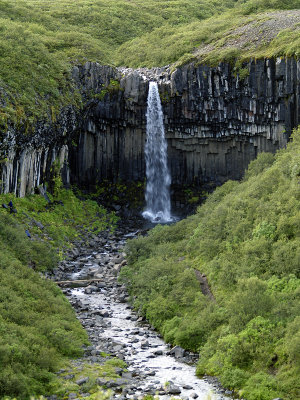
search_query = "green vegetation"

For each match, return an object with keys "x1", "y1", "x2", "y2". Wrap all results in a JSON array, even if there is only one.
[
  {"x1": 0, "y1": 185, "x2": 117, "y2": 398},
  {"x1": 0, "y1": 0, "x2": 299, "y2": 127},
  {"x1": 121, "y1": 127, "x2": 300, "y2": 400},
  {"x1": 51, "y1": 358, "x2": 127, "y2": 398},
  {"x1": 0, "y1": 184, "x2": 117, "y2": 251},
  {"x1": 0, "y1": 212, "x2": 88, "y2": 398}
]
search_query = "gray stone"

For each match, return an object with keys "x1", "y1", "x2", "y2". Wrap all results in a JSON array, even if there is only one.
[
  {"x1": 168, "y1": 384, "x2": 181, "y2": 394},
  {"x1": 76, "y1": 377, "x2": 89, "y2": 386},
  {"x1": 63, "y1": 374, "x2": 75, "y2": 380},
  {"x1": 182, "y1": 384, "x2": 193, "y2": 389},
  {"x1": 141, "y1": 340, "x2": 149, "y2": 348},
  {"x1": 170, "y1": 345, "x2": 185, "y2": 358},
  {"x1": 121, "y1": 371, "x2": 133, "y2": 379},
  {"x1": 96, "y1": 378, "x2": 108, "y2": 386},
  {"x1": 33, "y1": 220, "x2": 44, "y2": 230}
]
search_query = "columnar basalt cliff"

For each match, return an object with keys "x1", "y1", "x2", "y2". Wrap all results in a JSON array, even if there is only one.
[{"x1": 0, "y1": 58, "x2": 299, "y2": 195}]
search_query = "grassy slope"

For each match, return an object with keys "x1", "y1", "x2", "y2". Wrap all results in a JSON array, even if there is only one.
[
  {"x1": 120, "y1": 127, "x2": 300, "y2": 400},
  {"x1": 0, "y1": 0, "x2": 299, "y2": 127},
  {"x1": 0, "y1": 185, "x2": 117, "y2": 398}
]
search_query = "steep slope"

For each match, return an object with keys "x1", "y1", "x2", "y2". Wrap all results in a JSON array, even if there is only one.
[
  {"x1": 0, "y1": 186, "x2": 116, "y2": 397},
  {"x1": 121, "y1": 127, "x2": 300, "y2": 400}
]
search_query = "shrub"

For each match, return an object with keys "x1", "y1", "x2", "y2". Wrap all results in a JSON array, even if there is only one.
[{"x1": 124, "y1": 127, "x2": 300, "y2": 399}]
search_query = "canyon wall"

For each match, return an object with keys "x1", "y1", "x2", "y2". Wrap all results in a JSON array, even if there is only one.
[{"x1": 1, "y1": 58, "x2": 299, "y2": 195}]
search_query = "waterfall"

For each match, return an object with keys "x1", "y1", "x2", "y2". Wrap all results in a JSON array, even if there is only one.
[{"x1": 142, "y1": 81, "x2": 172, "y2": 223}]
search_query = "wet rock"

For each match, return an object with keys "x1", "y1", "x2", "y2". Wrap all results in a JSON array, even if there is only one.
[
  {"x1": 183, "y1": 384, "x2": 193, "y2": 390},
  {"x1": 100, "y1": 310, "x2": 110, "y2": 318},
  {"x1": 191, "y1": 393, "x2": 199, "y2": 399},
  {"x1": 122, "y1": 371, "x2": 133, "y2": 379},
  {"x1": 141, "y1": 340, "x2": 149, "y2": 348},
  {"x1": 118, "y1": 294, "x2": 127, "y2": 303},
  {"x1": 167, "y1": 384, "x2": 181, "y2": 394},
  {"x1": 112, "y1": 264, "x2": 122, "y2": 275},
  {"x1": 169, "y1": 345, "x2": 185, "y2": 358},
  {"x1": 146, "y1": 370, "x2": 156, "y2": 376}
]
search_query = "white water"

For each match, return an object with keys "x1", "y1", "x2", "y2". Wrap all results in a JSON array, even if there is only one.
[{"x1": 143, "y1": 82, "x2": 173, "y2": 223}]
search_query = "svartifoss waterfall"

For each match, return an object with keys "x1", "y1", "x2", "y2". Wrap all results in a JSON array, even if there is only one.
[{"x1": 142, "y1": 82, "x2": 172, "y2": 223}]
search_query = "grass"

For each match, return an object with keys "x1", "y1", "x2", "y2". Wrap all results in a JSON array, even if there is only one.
[
  {"x1": 0, "y1": 183, "x2": 118, "y2": 398},
  {"x1": 0, "y1": 211, "x2": 89, "y2": 398},
  {"x1": 0, "y1": 0, "x2": 299, "y2": 129},
  {"x1": 0, "y1": 180, "x2": 118, "y2": 251},
  {"x1": 51, "y1": 358, "x2": 127, "y2": 398},
  {"x1": 120, "y1": 126, "x2": 300, "y2": 400}
]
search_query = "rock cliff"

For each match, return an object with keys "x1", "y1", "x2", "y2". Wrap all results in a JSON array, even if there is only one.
[{"x1": 1, "y1": 58, "x2": 299, "y2": 195}]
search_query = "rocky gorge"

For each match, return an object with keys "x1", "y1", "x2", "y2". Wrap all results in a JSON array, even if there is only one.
[
  {"x1": 1, "y1": 57, "x2": 299, "y2": 197},
  {"x1": 47, "y1": 221, "x2": 232, "y2": 400}
]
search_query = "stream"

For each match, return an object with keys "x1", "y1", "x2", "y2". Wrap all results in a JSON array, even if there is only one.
[{"x1": 53, "y1": 224, "x2": 231, "y2": 400}]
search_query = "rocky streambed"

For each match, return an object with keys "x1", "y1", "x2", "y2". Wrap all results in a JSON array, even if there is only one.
[{"x1": 49, "y1": 225, "x2": 231, "y2": 400}]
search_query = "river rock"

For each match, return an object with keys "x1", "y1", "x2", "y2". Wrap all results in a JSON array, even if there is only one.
[
  {"x1": 183, "y1": 384, "x2": 193, "y2": 389},
  {"x1": 169, "y1": 345, "x2": 185, "y2": 358},
  {"x1": 141, "y1": 340, "x2": 149, "y2": 348},
  {"x1": 167, "y1": 384, "x2": 181, "y2": 394},
  {"x1": 122, "y1": 371, "x2": 133, "y2": 379}
]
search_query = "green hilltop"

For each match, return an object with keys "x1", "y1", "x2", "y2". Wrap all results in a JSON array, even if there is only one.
[
  {"x1": 0, "y1": 0, "x2": 299, "y2": 126},
  {"x1": 121, "y1": 127, "x2": 300, "y2": 400}
]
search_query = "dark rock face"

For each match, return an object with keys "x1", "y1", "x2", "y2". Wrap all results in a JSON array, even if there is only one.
[
  {"x1": 70, "y1": 58, "x2": 297, "y2": 187},
  {"x1": 1, "y1": 58, "x2": 299, "y2": 195}
]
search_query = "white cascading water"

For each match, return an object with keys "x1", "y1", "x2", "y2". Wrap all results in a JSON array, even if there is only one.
[{"x1": 142, "y1": 81, "x2": 172, "y2": 223}]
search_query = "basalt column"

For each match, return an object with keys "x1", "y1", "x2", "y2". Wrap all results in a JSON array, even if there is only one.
[{"x1": 70, "y1": 58, "x2": 297, "y2": 189}]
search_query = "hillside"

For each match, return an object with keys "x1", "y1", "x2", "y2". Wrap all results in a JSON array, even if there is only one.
[
  {"x1": 121, "y1": 127, "x2": 300, "y2": 400},
  {"x1": 0, "y1": 0, "x2": 299, "y2": 127},
  {"x1": 0, "y1": 184, "x2": 117, "y2": 398}
]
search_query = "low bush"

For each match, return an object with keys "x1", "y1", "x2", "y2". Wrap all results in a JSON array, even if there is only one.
[{"x1": 121, "y1": 127, "x2": 300, "y2": 399}]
